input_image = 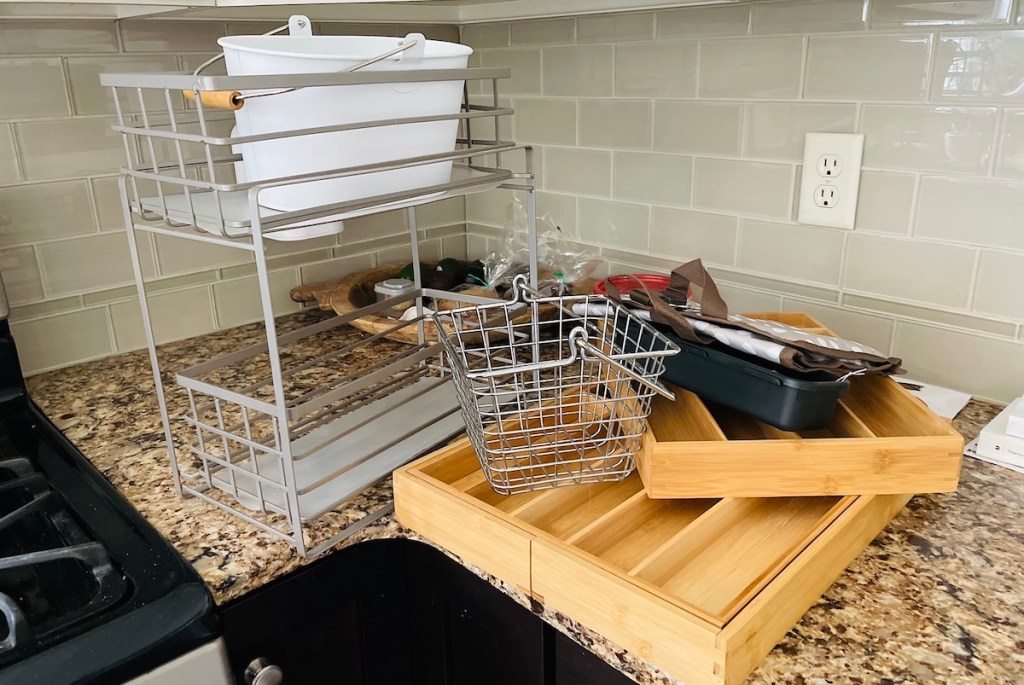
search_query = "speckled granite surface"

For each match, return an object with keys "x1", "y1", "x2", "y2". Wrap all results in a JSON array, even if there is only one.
[{"x1": 26, "y1": 311, "x2": 1021, "y2": 684}]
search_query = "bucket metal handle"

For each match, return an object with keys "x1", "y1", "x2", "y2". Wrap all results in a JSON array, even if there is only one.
[{"x1": 183, "y1": 17, "x2": 422, "y2": 110}]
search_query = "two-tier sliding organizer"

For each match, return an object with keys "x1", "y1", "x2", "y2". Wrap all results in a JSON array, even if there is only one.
[{"x1": 102, "y1": 45, "x2": 536, "y2": 557}]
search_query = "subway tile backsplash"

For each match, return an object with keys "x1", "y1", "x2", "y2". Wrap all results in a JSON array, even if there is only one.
[
  {"x1": 463, "y1": 1, "x2": 1024, "y2": 400},
  {"x1": 0, "y1": 18, "x2": 466, "y2": 376},
  {"x1": 1, "y1": 6, "x2": 1022, "y2": 401}
]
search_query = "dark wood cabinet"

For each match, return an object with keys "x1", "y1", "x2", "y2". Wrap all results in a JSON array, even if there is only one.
[{"x1": 220, "y1": 538, "x2": 633, "y2": 685}]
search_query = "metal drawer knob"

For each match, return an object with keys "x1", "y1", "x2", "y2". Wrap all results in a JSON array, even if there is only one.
[{"x1": 245, "y1": 657, "x2": 283, "y2": 685}]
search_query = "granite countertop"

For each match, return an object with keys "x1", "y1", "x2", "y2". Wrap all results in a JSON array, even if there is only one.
[{"x1": 27, "y1": 312, "x2": 1024, "y2": 684}]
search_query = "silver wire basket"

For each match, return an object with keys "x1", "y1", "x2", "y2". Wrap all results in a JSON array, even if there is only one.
[{"x1": 434, "y1": 275, "x2": 680, "y2": 495}]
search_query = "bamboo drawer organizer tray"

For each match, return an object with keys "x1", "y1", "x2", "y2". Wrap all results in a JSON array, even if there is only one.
[
  {"x1": 639, "y1": 313, "x2": 964, "y2": 499},
  {"x1": 395, "y1": 312, "x2": 964, "y2": 684},
  {"x1": 395, "y1": 441, "x2": 913, "y2": 685}
]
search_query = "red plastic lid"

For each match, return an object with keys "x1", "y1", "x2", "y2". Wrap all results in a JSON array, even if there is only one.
[{"x1": 593, "y1": 273, "x2": 670, "y2": 295}]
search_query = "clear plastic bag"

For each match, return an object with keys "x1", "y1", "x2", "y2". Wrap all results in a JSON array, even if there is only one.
[{"x1": 477, "y1": 196, "x2": 601, "y2": 292}]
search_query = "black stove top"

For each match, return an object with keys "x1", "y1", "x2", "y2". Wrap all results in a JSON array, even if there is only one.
[{"x1": 0, "y1": 322, "x2": 219, "y2": 685}]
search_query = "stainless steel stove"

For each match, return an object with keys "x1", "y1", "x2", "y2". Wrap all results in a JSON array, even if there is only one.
[{"x1": 0, "y1": 279, "x2": 228, "y2": 684}]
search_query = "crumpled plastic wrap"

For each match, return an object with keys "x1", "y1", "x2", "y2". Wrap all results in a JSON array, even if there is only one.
[{"x1": 477, "y1": 196, "x2": 601, "y2": 292}]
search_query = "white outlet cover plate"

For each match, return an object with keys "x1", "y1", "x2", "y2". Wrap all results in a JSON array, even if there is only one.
[{"x1": 797, "y1": 132, "x2": 865, "y2": 230}]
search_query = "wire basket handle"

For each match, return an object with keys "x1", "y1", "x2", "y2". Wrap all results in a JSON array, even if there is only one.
[
  {"x1": 183, "y1": 16, "x2": 424, "y2": 111},
  {"x1": 465, "y1": 325, "x2": 676, "y2": 400}
]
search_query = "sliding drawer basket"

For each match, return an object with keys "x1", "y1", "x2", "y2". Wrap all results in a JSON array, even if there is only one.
[{"x1": 433, "y1": 275, "x2": 679, "y2": 495}]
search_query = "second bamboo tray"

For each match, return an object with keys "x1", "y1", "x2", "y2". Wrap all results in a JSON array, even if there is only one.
[
  {"x1": 638, "y1": 312, "x2": 964, "y2": 499},
  {"x1": 395, "y1": 439, "x2": 912, "y2": 685}
]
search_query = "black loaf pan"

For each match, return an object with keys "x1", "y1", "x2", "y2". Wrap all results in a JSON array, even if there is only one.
[{"x1": 619, "y1": 318, "x2": 849, "y2": 432}]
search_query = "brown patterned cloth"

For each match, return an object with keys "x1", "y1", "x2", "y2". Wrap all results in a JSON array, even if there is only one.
[{"x1": 604, "y1": 259, "x2": 903, "y2": 376}]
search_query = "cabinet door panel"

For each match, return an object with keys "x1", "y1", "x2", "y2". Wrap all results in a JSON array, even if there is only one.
[
  {"x1": 220, "y1": 540, "x2": 414, "y2": 685},
  {"x1": 406, "y1": 542, "x2": 546, "y2": 685}
]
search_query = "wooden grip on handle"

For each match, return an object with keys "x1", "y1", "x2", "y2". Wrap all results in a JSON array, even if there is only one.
[{"x1": 182, "y1": 90, "x2": 243, "y2": 111}]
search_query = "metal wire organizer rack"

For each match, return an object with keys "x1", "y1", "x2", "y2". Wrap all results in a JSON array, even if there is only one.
[{"x1": 102, "y1": 61, "x2": 538, "y2": 557}]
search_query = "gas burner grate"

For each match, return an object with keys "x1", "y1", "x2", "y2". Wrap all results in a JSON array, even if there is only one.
[{"x1": 0, "y1": 458, "x2": 127, "y2": 665}]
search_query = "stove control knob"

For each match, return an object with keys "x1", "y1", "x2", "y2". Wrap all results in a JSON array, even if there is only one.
[{"x1": 244, "y1": 657, "x2": 283, "y2": 685}]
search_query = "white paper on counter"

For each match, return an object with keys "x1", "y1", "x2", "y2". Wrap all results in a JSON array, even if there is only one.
[
  {"x1": 964, "y1": 438, "x2": 1024, "y2": 474},
  {"x1": 896, "y1": 378, "x2": 971, "y2": 419}
]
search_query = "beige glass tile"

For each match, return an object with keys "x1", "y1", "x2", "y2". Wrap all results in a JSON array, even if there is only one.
[
  {"x1": 12, "y1": 308, "x2": 112, "y2": 374},
  {"x1": 110, "y1": 286, "x2": 215, "y2": 351},
  {"x1": 844, "y1": 292, "x2": 1015, "y2": 335},
  {"x1": 752, "y1": 0, "x2": 867, "y2": 34},
  {"x1": 0, "y1": 20, "x2": 118, "y2": 54},
  {"x1": 843, "y1": 233, "x2": 976, "y2": 307},
  {"x1": 710, "y1": 265, "x2": 840, "y2": 302},
  {"x1": 224, "y1": 21, "x2": 284, "y2": 35},
  {"x1": 737, "y1": 219, "x2": 844, "y2": 285},
  {"x1": 997, "y1": 108, "x2": 1024, "y2": 177},
  {"x1": 649, "y1": 206, "x2": 737, "y2": 265},
  {"x1": 579, "y1": 99, "x2": 651, "y2": 150},
  {"x1": 600, "y1": 247, "x2": 679, "y2": 273},
  {"x1": 213, "y1": 268, "x2": 300, "y2": 329},
  {"x1": 0, "y1": 247, "x2": 43, "y2": 304},
  {"x1": 700, "y1": 37, "x2": 803, "y2": 99},
  {"x1": 578, "y1": 198, "x2": 649, "y2": 250},
  {"x1": 154, "y1": 233, "x2": 249, "y2": 275},
  {"x1": 67, "y1": 55, "x2": 181, "y2": 116},
  {"x1": 653, "y1": 101, "x2": 743, "y2": 156},
  {"x1": 38, "y1": 232, "x2": 157, "y2": 295},
  {"x1": 340, "y1": 208, "x2": 407, "y2": 242},
  {"x1": 805, "y1": 34, "x2": 931, "y2": 101},
  {"x1": 11, "y1": 295, "x2": 81, "y2": 321},
  {"x1": 693, "y1": 158, "x2": 792, "y2": 218},
  {"x1": 397, "y1": 24, "x2": 460, "y2": 42},
  {"x1": 544, "y1": 147, "x2": 611, "y2": 197},
  {"x1": 300, "y1": 253, "x2": 375, "y2": 287},
  {"x1": 413, "y1": 196, "x2": 466, "y2": 229},
  {"x1": 870, "y1": 0, "x2": 1012, "y2": 28},
  {"x1": 180, "y1": 53, "x2": 226, "y2": 77},
  {"x1": 656, "y1": 5, "x2": 751, "y2": 38},
  {"x1": 915, "y1": 176, "x2": 1024, "y2": 250},
  {"x1": 466, "y1": 190, "x2": 516, "y2": 227},
  {"x1": 15, "y1": 118, "x2": 122, "y2": 181},
  {"x1": 316, "y1": 23, "x2": 399, "y2": 37},
  {"x1": 0, "y1": 58, "x2": 69, "y2": 119},
  {"x1": 854, "y1": 171, "x2": 916, "y2": 234},
  {"x1": 612, "y1": 151, "x2": 693, "y2": 206},
  {"x1": 614, "y1": 41, "x2": 697, "y2": 98},
  {"x1": 91, "y1": 176, "x2": 157, "y2": 231},
  {"x1": 744, "y1": 102, "x2": 856, "y2": 161},
  {"x1": 0, "y1": 180, "x2": 96, "y2": 247},
  {"x1": 466, "y1": 234, "x2": 488, "y2": 260},
  {"x1": 442, "y1": 235, "x2": 467, "y2": 261},
  {"x1": 577, "y1": 13, "x2": 653, "y2": 43},
  {"x1": 119, "y1": 20, "x2": 226, "y2": 52},
  {"x1": 537, "y1": 191, "x2": 577, "y2": 236},
  {"x1": 480, "y1": 48, "x2": 541, "y2": 95},
  {"x1": 0, "y1": 124, "x2": 17, "y2": 184},
  {"x1": 780, "y1": 298, "x2": 895, "y2": 354},
  {"x1": 972, "y1": 251, "x2": 1024, "y2": 319},
  {"x1": 716, "y1": 284, "x2": 783, "y2": 312},
  {"x1": 461, "y1": 23, "x2": 509, "y2": 48},
  {"x1": 543, "y1": 45, "x2": 614, "y2": 97},
  {"x1": 933, "y1": 31, "x2": 1024, "y2": 101},
  {"x1": 511, "y1": 18, "x2": 575, "y2": 46},
  {"x1": 892, "y1": 322, "x2": 1022, "y2": 402},
  {"x1": 514, "y1": 98, "x2": 576, "y2": 145},
  {"x1": 861, "y1": 104, "x2": 996, "y2": 174}
]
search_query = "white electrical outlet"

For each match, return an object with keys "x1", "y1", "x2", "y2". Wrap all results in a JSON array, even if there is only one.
[{"x1": 797, "y1": 132, "x2": 864, "y2": 230}]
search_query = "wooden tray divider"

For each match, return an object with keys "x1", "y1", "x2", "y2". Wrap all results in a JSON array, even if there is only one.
[
  {"x1": 628, "y1": 497, "x2": 739, "y2": 581},
  {"x1": 570, "y1": 496, "x2": 718, "y2": 571},
  {"x1": 563, "y1": 488, "x2": 651, "y2": 545}
]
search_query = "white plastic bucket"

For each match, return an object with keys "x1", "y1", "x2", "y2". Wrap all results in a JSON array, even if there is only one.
[{"x1": 218, "y1": 28, "x2": 472, "y2": 219}]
